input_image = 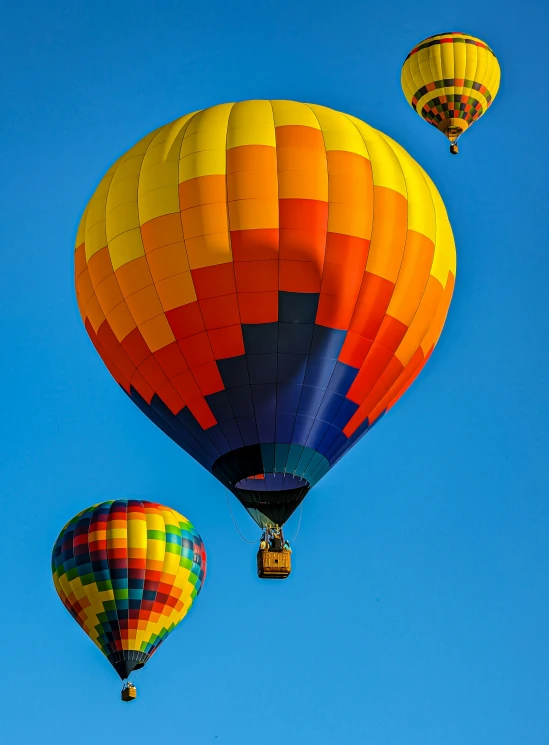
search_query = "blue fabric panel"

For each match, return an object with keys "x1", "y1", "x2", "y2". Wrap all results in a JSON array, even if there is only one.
[
  {"x1": 292, "y1": 414, "x2": 315, "y2": 445},
  {"x1": 236, "y1": 415, "x2": 259, "y2": 446},
  {"x1": 279, "y1": 291, "x2": 319, "y2": 323},
  {"x1": 332, "y1": 397, "x2": 360, "y2": 428},
  {"x1": 242, "y1": 322, "x2": 278, "y2": 354},
  {"x1": 177, "y1": 408, "x2": 221, "y2": 461},
  {"x1": 277, "y1": 353, "x2": 307, "y2": 384},
  {"x1": 316, "y1": 389, "x2": 346, "y2": 422},
  {"x1": 276, "y1": 412, "x2": 296, "y2": 443},
  {"x1": 278, "y1": 322, "x2": 314, "y2": 354},
  {"x1": 325, "y1": 431, "x2": 348, "y2": 461},
  {"x1": 327, "y1": 360, "x2": 359, "y2": 394},
  {"x1": 218, "y1": 419, "x2": 244, "y2": 450},
  {"x1": 310, "y1": 325, "x2": 346, "y2": 359},
  {"x1": 252, "y1": 384, "x2": 276, "y2": 441},
  {"x1": 276, "y1": 383, "x2": 302, "y2": 414},
  {"x1": 227, "y1": 385, "x2": 254, "y2": 417},
  {"x1": 260, "y1": 443, "x2": 276, "y2": 472},
  {"x1": 247, "y1": 353, "x2": 278, "y2": 384},
  {"x1": 205, "y1": 390, "x2": 234, "y2": 423},
  {"x1": 317, "y1": 423, "x2": 343, "y2": 455},
  {"x1": 217, "y1": 356, "x2": 249, "y2": 388},
  {"x1": 297, "y1": 385, "x2": 326, "y2": 416},
  {"x1": 204, "y1": 425, "x2": 231, "y2": 456},
  {"x1": 303, "y1": 355, "x2": 337, "y2": 388},
  {"x1": 304, "y1": 417, "x2": 331, "y2": 450}
]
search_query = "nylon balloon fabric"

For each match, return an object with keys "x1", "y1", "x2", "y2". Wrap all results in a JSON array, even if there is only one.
[
  {"x1": 401, "y1": 32, "x2": 500, "y2": 143},
  {"x1": 75, "y1": 101, "x2": 456, "y2": 528},
  {"x1": 51, "y1": 500, "x2": 206, "y2": 679}
]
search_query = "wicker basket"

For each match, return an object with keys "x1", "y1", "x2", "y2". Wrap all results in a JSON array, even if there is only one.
[
  {"x1": 257, "y1": 548, "x2": 291, "y2": 579},
  {"x1": 121, "y1": 685, "x2": 137, "y2": 702}
]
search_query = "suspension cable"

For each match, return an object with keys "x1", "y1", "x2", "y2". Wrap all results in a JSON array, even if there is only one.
[{"x1": 225, "y1": 488, "x2": 261, "y2": 544}]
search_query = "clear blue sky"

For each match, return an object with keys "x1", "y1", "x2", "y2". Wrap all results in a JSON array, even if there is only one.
[{"x1": 1, "y1": 1, "x2": 547, "y2": 743}]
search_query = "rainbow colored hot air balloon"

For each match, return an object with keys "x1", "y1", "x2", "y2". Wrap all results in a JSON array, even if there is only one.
[
  {"x1": 401, "y1": 32, "x2": 500, "y2": 154},
  {"x1": 52, "y1": 500, "x2": 206, "y2": 693},
  {"x1": 74, "y1": 101, "x2": 455, "y2": 532}
]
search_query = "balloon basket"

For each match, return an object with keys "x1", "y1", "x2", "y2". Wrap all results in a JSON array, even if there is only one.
[
  {"x1": 121, "y1": 683, "x2": 137, "y2": 702},
  {"x1": 257, "y1": 548, "x2": 291, "y2": 579}
]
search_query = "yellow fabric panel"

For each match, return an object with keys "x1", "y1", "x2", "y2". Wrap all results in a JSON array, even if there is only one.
[
  {"x1": 75, "y1": 205, "x2": 89, "y2": 250},
  {"x1": 381, "y1": 134, "x2": 436, "y2": 243},
  {"x1": 127, "y1": 512, "x2": 148, "y2": 552},
  {"x1": 226, "y1": 100, "x2": 276, "y2": 148},
  {"x1": 179, "y1": 103, "x2": 234, "y2": 182},
  {"x1": 453, "y1": 39, "x2": 468, "y2": 80},
  {"x1": 108, "y1": 228, "x2": 145, "y2": 271},
  {"x1": 345, "y1": 115, "x2": 406, "y2": 197},
  {"x1": 84, "y1": 169, "x2": 116, "y2": 261},
  {"x1": 307, "y1": 104, "x2": 369, "y2": 158},
  {"x1": 441, "y1": 40, "x2": 455, "y2": 79},
  {"x1": 424, "y1": 172, "x2": 456, "y2": 282},
  {"x1": 464, "y1": 44, "x2": 478, "y2": 81},
  {"x1": 271, "y1": 100, "x2": 321, "y2": 129}
]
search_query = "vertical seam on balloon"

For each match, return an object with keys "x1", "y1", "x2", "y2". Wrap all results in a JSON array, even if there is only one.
[
  {"x1": 221, "y1": 102, "x2": 263, "y2": 497},
  {"x1": 106, "y1": 500, "x2": 127, "y2": 675},
  {"x1": 284, "y1": 102, "x2": 330, "y2": 481},
  {"x1": 340, "y1": 119, "x2": 410, "y2": 428},
  {"x1": 470, "y1": 44, "x2": 481, "y2": 126},
  {"x1": 302, "y1": 112, "x2": 376, "y2": 462},
  {"x1": 299, "y1": 110, "x2": 373, "y2": 463},
  {"x1": 268, "y1": 98, "x2": 280, "y2": 485}
]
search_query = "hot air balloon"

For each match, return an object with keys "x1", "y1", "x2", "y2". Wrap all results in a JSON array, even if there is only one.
[
  {"x1": 74, "y1": 101, "x2": 455, "y2": 564},
  {"x1": 51, "y1": 500, "x2": 206, "y2": 699},
  {"x1": 401, "y1": 32, "x2": 500, "y2": 154}
]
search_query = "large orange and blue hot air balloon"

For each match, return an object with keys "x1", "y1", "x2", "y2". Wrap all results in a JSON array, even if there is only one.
[
  {"x1": 75, "y1": 101, "x2": 456, "y2": 530},
  {"x1": 52, "y1": 500, "x2": 206, "y2": 692}
]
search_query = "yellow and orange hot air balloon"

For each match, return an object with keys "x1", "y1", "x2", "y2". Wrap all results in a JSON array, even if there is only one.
[
  {"x1": 401, "y1": 32, "x2": 500, "y2": 154},
  {"x1": 75, "y1": 101, "x2": 455, "y2": 535}
]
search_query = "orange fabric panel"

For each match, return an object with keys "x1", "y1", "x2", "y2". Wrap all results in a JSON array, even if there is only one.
[
  {"x1": 343, "y1": 356, "x2": 405, "y2": 437},
  {"x1": 87, "y1": 245, "x2": 114, "y2": 287},
  {"x1": 208, "y1": 324, "x2": 245, "y2": 358},
  {"x1": 171, "y1": 369, "x2": 202, "y2": 403},
  {"x1": 316, "y1": 233, "x2": 370, "y2": 329},
  {"x1": 141, "y1": 213, "x2": 184, "y2": 253},
  {"x1": 178, "y1": 331, "x2": 215, "y2": 368},
  {"x1": 326, "y1": 150, "x2": 374, "y2": 240},
  {"x1": 121, "y1": 327, "x2": 153, "y2": 366},
  {"x1": 346, "y1": 341, "x2": 395, "y2": 404},
  {"x1": 129, "y1": 369, "x2": 154, "y2": 402},
  {"x1": 179, "y1": 175, "x2": 226, "y2": 210},
  {"x1": 387, "y1": 230, "x2": 435, "y2": 326},
  {"x1": 181, "y1": 202, "x2": 228, "y2": 241},
  {"x1": 187, "y1": 397, "x2": 217, "y2": 429},
  {"x1": 125, "y1": 285, "x2": 163, "y2": 326},
  {"x1": 147, "y1": 243, "x2": 189, "y2": 282},
  {"x1": 139, "y1": 355, "x2": 169, "y2": 391},
  {"x1": 153, "y1": 342, "x2": 189, "y2": 378},
  {"x1": 371, "y1": 347, "x2": 427, "y2": 423},
  {"x1": 375, "y1": 314, "x2": 409, "y2": 354},
  {"x1": 230, "y1": 228, "x2": 279, "y2": 261},
  {"x1": 155, "y1": 381, "x2": 185, "y2": 415},
  {"x1": 234, "y1": 259, "x2": 278, "y2": 293},
  {"x1": 226, "y1": 145, "x2": 278, "y2": 200},
  {"x1": 365, "y1": 186, "x2": 407, "y2": 283},
  {"x1": 337, "y1": 330, "x2": 373, "y2": 369},
  {"x1": 279, "y1": 260, "x2": 322, "y2": 293},
  {"x1": 97, "y1": 321, "x2": 136, "y2": 382},
  {"x1": 346, "y1": 271, "x2": 395, "y2": 341},
  {"x1": 75, "y1": 243, "x2": 87, "y2": 281},
  {"x1": 199, "y1": 293, "x2": 241, "y2": 329},
  {"x1": 278, "y1": 199, "x2": 328, "y2": 261},
  {"x1": 115, "y1": 257, "x2": 154, "y2": 298},
  {"x1": 238, "y1": 291, "x2": 278, "y2": 323},
  {"x1": 275, "y1": 125, "x2": 327, "y2": 200},
  {"x1": 94, "y1": 275, "x2": 124, "y2": 316},
  {"x1": 165, "y1": 301, "x2": 205, "y2": 339},
  {"x1": 191, "y1": 263, "x2": 236, "y2": 299},
  {"x1": 192, "y1": 361, "x2": 224, "y2": 396}
]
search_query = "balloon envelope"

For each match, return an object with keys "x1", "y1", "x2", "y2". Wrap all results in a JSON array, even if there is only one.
[
  {"x1": 52, "y1": 500, "x2": 206, "y2": 679},
  {"x1": 75, "y1": 101, "x2": 456, "y2": 527},
  {"x1": 401, "y1": 32, "x2": 501, "y2": 145}
]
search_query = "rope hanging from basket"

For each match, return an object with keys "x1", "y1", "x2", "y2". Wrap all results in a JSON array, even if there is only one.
[{"x1": 224, "y1": 488, "x2": 261, "y2": 544}]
